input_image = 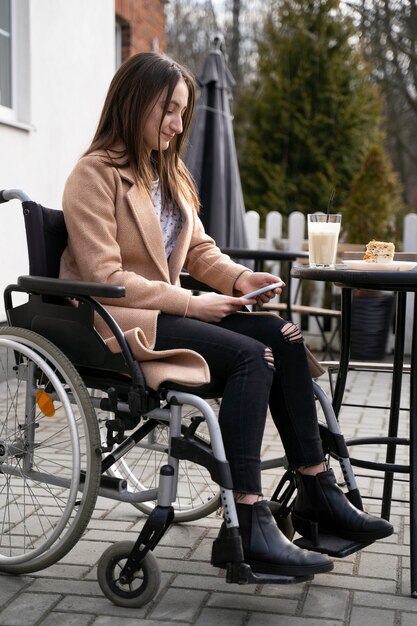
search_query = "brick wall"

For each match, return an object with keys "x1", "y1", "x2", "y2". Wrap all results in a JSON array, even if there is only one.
[{"x1": 115, "y1": 0, "x2": 166, "y2": 61}]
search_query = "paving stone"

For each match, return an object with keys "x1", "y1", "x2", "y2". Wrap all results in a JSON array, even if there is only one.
[
  {"x1": 40, "y1": 612, "x2": 94, "y2": 626},
  {"x1": 401, "y1": 613, "x2": 417, "y2": 626},
  {"x1": 29, "y1": 564, "x2": 91, "y2": 579},
  {"x1": 27, "y1": 578, "x2": 101, "y2": 596},
  {"x1": 55, "y1": 595, "x2": 148, "y2": 618},
  {"x1": 206, "y1": 591, "x2": 298, "y2": 614},
  {"x1": 357, "y1": 551, "x2": 398, "y2": 579},
  {"x1": 87, "y1": 519, "x2": 133, "y2": 531},
  {"x1": 257, "y1": 580, "x2": 306, "y2": 599},
  {"x1": 352, "y1": 590, "x2": 417, "y2": 612},
  {"x1": 158, "y1": 557, "x2": 219, "y2": 576},
  {"x1": 313, "y1": 572, "x2": 397, "y2": 594},
  {"x1": 186, "y1": 516, "x2": 222, "y2": 530},
  {"x1": 0, "y1": 592, "x2": 58, "y2": 626},
  {"x1": 153, "y1": 545, "x2": 190, "y2": 559},
  {"x1": 158, "y1": 523, "x2": 207, "y2": 547},
  {"x1": 148, "y1": 587, "x2": 207, "y2": 622},
  {"x1": 194, "y1": 607, "x2": 247, "y2": 626},
  {"x1": 302, "y1": 586, "x2": 350, "y2": 619},
  {"x1": 246, "y1": 614, "x2": 341, "y2": 625},
  {"x1": 364, "y1": 541, "x2": 409, "y2": 557},
  {"x1": 171, "y1": 573, "x2": 251, "y2": 594},
  {"x1": 102, "y1": 502, "x2": 145, "y2": 521},
  {"x1": 349, "y1": 606, "x2": 396, "y2": 626},
  {"x1": 328, "y1": 559, "x2": 355, "y2": 576},
  {"x1": 90, "y1": 618, "x2": 179, "y2": 626},
  {"x1": 83, "y1": 529, "x2": 138, "y2": 542},
  {"x1": 60, "y1": 540, "x2": 113, "y2": 565},
  {"x1": 0, "y1": 574, "x2": 32, "y2": 604},
  {"x1": 188, "y1": 537, "x2": 215, "y2": 561},
  {"x1": 400, "y1": 567, "x2": 411, "y2": 596}
]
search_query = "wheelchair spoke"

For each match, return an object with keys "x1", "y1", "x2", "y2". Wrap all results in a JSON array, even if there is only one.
[
  {"x1": 0, "y1": 328, "x2": 101, "y2": 573},
  {"x1": 98, "y1": 398, "x2": 221, "y2": 522}
]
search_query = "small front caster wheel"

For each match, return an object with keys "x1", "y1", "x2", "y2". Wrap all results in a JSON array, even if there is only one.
[{"x1": 97, "y1": 541, "x2": 161, "y2": 607}]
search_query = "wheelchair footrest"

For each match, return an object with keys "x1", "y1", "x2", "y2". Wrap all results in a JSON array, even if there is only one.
[
  {"x1": 294, "y1": 534, "x2": 370, "y2": 558},
  {"x1": 225, "y1": 562, "x2": 313, "y2": 585},
  {"x1": 211, "y1": 530, "x2": 312, "y2": 585}
]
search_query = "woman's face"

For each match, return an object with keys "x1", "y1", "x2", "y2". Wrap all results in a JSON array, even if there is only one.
[{"x1": 143, "y1": 78, "x2": 189, "y2": 154}]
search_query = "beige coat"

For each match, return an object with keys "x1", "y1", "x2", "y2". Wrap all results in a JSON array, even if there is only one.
[{"x1": 60, "y1": 150, "x2": 251, "y2": 389}]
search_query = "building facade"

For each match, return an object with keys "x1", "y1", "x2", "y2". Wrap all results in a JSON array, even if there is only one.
[
  {"x1": 0, "y1": 0, "x2": 166, "y2": 319},
  {"x1": 116, "y1": 0, "x2": 166, "y2": 62}
]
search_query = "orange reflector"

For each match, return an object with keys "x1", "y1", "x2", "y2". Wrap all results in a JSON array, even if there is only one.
[{"x1": 36, "y1": 390, "x2": 55, "y2": 417}]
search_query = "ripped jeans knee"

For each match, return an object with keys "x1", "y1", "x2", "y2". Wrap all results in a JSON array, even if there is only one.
[
  {"x1": 280, "y1": 321, "x2": 303, "y2": 344},
  {"x1": 263, "y1": 322, "x2": 303, "y2": 367},
  {"x1": 264, "y1": 347, "x2": 275, "y2": 369}
]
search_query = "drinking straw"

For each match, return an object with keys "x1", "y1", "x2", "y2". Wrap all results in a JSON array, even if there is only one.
[{"x1": 326, "y1": 187, "x2": 336, "y2": 221}]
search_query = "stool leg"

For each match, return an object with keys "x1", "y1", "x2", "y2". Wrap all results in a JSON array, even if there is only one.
[
  {"x1": 332, "y1": 288, "x2": 352, "y2": 417},
  {"x1": 381, "y1": 292, "x2": 406, "y2": 520},
  {"x1": 410, "y1": 293, "x2": 417, "y2": 597}
]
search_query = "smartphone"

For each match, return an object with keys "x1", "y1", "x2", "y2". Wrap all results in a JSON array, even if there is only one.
[{"x1": 243, "y1": 281, "x2": 284, "y2": 299}]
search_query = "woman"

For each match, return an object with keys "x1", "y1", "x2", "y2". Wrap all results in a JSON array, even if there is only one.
[{"x1": 60, "y1": 52, "x2": 392, "y2": 578}]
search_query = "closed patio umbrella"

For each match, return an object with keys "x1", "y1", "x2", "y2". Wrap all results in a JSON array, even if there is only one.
[{"x1": 185, "y1": 38, "x2": 249, "y2": 249}]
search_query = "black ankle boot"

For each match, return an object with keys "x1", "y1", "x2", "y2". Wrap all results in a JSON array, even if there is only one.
[
  {"x1": 211, "y1": 501, "x2": 333, "y2": 577},
  {"x1": 267, "y1": 500, "x2": 295, "y2": 540},
  {"x1": 292, "y1": 469, "x2": 394, "y2": 543}
]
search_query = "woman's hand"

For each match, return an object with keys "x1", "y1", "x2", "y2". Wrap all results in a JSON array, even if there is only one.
[
  {"x1": 186, "y1": 292, "x2": 256, "y2": 323},
  {"x1": 234, "y1": 271, "x2": 285, "y2": 305}
]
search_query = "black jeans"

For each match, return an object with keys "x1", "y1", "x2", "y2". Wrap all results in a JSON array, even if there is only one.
[{"x1": 155, "y1": 312, "x2": 323, "y2": 494}]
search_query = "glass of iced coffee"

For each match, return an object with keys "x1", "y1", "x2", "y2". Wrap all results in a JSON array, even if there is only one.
[{"x1": 308, "y1": 214, "x2": 341, "y2": 267}]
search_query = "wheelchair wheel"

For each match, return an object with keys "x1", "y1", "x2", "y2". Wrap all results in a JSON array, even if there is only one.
[
  {"x1": 97, "y1": 540, "x2": 160, "y2": 608},
  {"x1": 100, "y1": 399, "x2": 221, "y2": 522},
  {"x1": 0, "y1": 327, "x2": 101, "y2": 573}
]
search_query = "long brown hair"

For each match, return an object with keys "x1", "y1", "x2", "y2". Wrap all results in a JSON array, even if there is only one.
[{"x1": 87, "y1": 52, "x2": 200, "y2": 211}]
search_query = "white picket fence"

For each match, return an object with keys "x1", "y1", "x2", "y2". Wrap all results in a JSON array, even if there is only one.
[{"x1": 244, "y1": 210, "x2": 417, "y2": 354}]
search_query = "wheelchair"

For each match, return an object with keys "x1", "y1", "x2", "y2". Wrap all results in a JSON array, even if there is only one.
[{"x1": 0, "y1": 188, "x2": 369, "y2": 608}]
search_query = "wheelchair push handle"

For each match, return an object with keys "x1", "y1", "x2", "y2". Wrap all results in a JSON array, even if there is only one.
[{"x1": 1, "y1": 189, "x2": 32, "y2": 203}]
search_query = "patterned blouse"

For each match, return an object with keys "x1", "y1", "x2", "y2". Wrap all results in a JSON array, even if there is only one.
[{"x1": 151, "y1": 180, "x2": 184, "y2": 258}]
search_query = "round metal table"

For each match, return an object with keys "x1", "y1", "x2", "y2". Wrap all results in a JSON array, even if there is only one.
[{"x1": 292, "y1": 263, "x2": 417, "y2": 596}]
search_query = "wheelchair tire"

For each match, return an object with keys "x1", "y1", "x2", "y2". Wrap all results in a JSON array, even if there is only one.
[
  {"x1": 101, "y1": 399, "x2": 221, "y2": 522},
  {"x1": 0, "y1": 327, "x2": 101, "y2": 573},
  {"x1": 97, "y1": 540, "x2": 160, "y2": 608}
]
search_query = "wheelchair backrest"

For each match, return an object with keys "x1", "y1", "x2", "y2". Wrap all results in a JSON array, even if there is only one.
[
  {"x1": 22, "y1": 201, "x2": 68, "y2": 278},
  {"x1": 13, "y1": 199, "x2": 134, "y2": 385}
]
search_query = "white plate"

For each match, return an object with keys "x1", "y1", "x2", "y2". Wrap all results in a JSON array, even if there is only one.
[{"x1": 342, "y1": 260, "x2": 417, "y2": 272}]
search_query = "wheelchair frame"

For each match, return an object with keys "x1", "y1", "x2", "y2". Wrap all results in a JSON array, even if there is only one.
[{"x1": 0, "y1": 188, "x2": 368, "y2": 607}]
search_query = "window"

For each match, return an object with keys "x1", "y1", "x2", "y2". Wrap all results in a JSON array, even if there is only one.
[
  {"x1": 0, "y1": 0, "x2": 12, "y2": 111},
  {"x1": 115, "y1": 17, "x2": 122, "y2": 68},
  {"x1": 0, "y1": 0, "x2": 30, "y2": 129},
  {"x1": 115, "y1": 15, "x2": 130, "y2": 68}
]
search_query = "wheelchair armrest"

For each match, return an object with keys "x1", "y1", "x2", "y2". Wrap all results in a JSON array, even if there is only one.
[
  {"x1": 9, "y1": 276, "x2": 147, "y2": 392},
  {"x1": 17, "y1": 275, "x2": 125, "y2": 299},
  {"x1": 180, "y1": 272, "x2": 212, "y2": 292}
]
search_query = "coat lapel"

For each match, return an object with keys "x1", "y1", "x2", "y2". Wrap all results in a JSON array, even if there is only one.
[
  {"x1": 119, "y1": 165, "x2": 194, "y2": 285},
  {"x1": 168, "y1": 191, "x2": 193, "y2": 282},
  {"x1": 122, "y1": 171, "x2": 170, "y2": 282}
]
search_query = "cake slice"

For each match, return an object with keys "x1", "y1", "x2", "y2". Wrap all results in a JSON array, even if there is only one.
[{"x1": 363, "y1": 240, "x2": 395, "y2": 263}]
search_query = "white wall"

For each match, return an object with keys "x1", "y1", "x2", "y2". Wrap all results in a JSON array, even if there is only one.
[{"x1": 0, "y1": 0, "x2": 116, "y2": 319}]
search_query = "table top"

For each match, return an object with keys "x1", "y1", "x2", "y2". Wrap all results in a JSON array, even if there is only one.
[
  {"x1": 222, "y1": 248, "x2": 308, "y2": 262},
  {"x1": 292, "y1": 263, "x2": 417, "y2": 292}
]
